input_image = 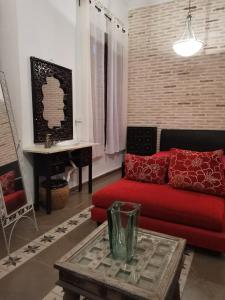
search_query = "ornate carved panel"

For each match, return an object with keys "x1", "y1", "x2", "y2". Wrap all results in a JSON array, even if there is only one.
[{"x1": 30, "y1": 57, "x2": 73, "y2": 143}]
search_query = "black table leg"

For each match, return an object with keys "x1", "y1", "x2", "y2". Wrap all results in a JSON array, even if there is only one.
[
  {"x1": 63, "y1": 289, "x2": 80, "y2": 300},
  {"x1": 78, "y1": 167, "x2": 82, "y2": 192},
  {"x1": 88, "y1": 163, "x2": 92, "y2": 194},
  {"x1": 46, "y1": 159, "x2": 52, "y2": 214},
  {"x1": 46, "y1": 175, "x2": 52, "y2": 214},
  {"x1": 33, "y1": 157, "x2": 40, "y2": 210}
]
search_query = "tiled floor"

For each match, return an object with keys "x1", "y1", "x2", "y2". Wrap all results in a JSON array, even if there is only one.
[{"x1": 0, "y1": 170, "x2": 225, "y2": 299}]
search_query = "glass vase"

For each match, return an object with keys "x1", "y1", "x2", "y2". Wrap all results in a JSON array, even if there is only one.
[{"x1": 107, "y1": 201, "x2": 141, "y2": 263}]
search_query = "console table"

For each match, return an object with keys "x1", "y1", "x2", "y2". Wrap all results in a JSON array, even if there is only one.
[
  {"x1": 55, "y1": 222, "x2": 186, "y2": 300},
  {"x1": 23, "y1": 142, "x2": 94, "y2": 214}
]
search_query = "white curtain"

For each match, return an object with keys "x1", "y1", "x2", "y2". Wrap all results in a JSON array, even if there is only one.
[
  {"x1": 106, "y1": 21, "x2": 127, "y2": 155},
  {"x1": 77, "y1": 0, "x2": 127, "y2": 156},
  {"x1": 90, "y1": 5, "x2": 105, "y2": 158},
  {"x1": 75, "y1": 0, "x2": 93, "y2": 143}
]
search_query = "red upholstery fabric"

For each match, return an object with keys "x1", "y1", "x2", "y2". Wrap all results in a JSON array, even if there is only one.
[
  {"x1": 169, "y1": 148, "x2": 225, "y2": 197},
  {"x1": 4, "y1": 190, "x2": 26, "y2": 214},
  {"x1": 153, "y1": 151, "x2": 170, "y2": 158},
  {"x1": 223, "y1": 156, "x2": 225, "y2": 170},
  {"x1": 92, "y1": 179, "x2": 225, "y2": 232},
  {"x1": 91, "y1": 207, "x2": 225, "y2": 253},
  {"x1": 0, "y1": 171, "x2": 15, "y2": 195},
  {"x1": 125, "y1": 153, "x2": 169, "y2": 184}
]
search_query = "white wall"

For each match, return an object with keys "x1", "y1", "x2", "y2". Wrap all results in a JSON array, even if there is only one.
[
  {"x1": 0, "y1": 0, "x2": 22, "y2": 136},
  {"x1": 103, "y1": 0, "x2": 128, "y2": 27},
  {"x1": 0, "y1": 0, "x2": 128, "y2": 197}
]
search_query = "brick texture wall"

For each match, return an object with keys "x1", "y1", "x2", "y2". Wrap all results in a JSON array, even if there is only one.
[
  {"x1": 128, "y1": 0, "x2": 225, "y2": 144},
  {"x1": 0, "y1": 102, "x2": 17, "y2": 167}
]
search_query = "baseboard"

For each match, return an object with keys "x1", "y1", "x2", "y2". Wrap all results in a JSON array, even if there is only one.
[{"x1": 69, "y1": 167, "x2": 121, "y2": 192}]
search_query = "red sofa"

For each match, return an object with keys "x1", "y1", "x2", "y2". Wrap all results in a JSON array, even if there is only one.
[{"x1": 91, "y1": 129, "x2": 225, "y2": 253}]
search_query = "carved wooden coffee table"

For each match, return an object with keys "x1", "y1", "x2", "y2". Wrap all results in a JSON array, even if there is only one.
[{"x1": 54, "y1": 222, "x2": 186, "y2": 300}]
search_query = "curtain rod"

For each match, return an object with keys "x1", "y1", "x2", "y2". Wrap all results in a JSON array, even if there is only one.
[{"x1": 78, "y1": 0, "x2": 126, "y2": 33}]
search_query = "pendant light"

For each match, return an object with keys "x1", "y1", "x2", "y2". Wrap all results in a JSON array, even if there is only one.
[{"x1": 173, "y1": 0, "x2": 203, "y2": 57}]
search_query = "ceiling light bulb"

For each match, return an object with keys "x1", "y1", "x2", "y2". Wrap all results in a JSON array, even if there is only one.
[
  {"x1": 173, "y1": 38, "x2": 203, "y2": 57},
  {"x1": 173, "y1": 12, "x2": 203, "y2": 57}
]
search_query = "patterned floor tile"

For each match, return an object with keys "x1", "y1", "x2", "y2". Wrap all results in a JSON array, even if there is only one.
[{"x1": 0, "y1": 206, "x2": 92, "y2": 280}]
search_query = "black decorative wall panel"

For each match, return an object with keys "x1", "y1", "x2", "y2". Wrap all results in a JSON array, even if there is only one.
[{"x1": 30, "y1": 57, "x2": 73, "y2": 143}]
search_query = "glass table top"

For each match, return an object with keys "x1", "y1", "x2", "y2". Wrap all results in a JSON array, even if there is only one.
[{"x1": 68, "y1": 226, "x2": 180, "y2": 292}]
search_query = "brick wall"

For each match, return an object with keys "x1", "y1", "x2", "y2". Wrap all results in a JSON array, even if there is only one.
[
  {"x1": 0, "y1": 102, "x2": 17, "y2": 167},
  {"x1": 128, "y1": 0, "x2": 225, "y2": 144}
]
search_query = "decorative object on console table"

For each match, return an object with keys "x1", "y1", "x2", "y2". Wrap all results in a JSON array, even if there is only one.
[
  {"x1": 107, "y1": 201, "x2": 140, "y2": 262},
  {"x1": 44, "y1": 133, "x2": 54, "y2": 148},
  {"x1": 30, "y1": 57, "x2": 73, "y2": 143},
  {"x1": 23, "y1": 144, "x2": 93, "y2": 214}
]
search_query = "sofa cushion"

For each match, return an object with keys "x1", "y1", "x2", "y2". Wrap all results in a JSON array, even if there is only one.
[
  {"x1": 92, "y1": 179, "x2": 225, "y2": 232},
  {"x1": 169, "y1": 148, "x2": 225, "y2": 197},
  {"x1": 0, "y1": 171, "x2": 15, "y2": 196},
  {"x1": 125, "y1": 153, "x2": 169, "y2": 184},
  {"x1": 4, "y1": 190, "x2": 26, "y2": 214},
  {"x1": 154, "y1": 151, "x2": 170, "y2": 158}
]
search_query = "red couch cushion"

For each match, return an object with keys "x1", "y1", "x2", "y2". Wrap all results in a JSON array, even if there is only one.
[
  {"x1": 4, "y1": 190, "x2": 26, "y2": 214},
  {"x1": 0, "y1": 170, "x2": 15, "y2": 196},
  {"x1": 169, "y1": 148, "x2": 225, "y2": 197},
  {"x1": 92, "y1": 179, "x2": 225, "y2": 232},
  {"x1": 125, "y1": 153, "x2": 169, "y2": 184}
]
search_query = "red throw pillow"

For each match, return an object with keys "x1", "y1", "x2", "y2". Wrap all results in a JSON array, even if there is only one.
[
  {"x1": 153, "y1": 151, "x2": 170, "y2": 159},
  {"x1": 223, "y1": 156, "x2": 225, "y2": 171},
  {"x1": 125, "y1": 153, "x2": 170, "y2": 184},
  {"x1": 168, "y1": 148, "x2": 225, "y2": 197},
  {"x1": 0, "y1": 171, "x2": 16, "y2": 196}
]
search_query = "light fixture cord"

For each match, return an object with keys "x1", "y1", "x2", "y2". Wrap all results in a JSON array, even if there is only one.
[
  {"x1": 186, "y1": 0, "x2": 195, "y2": 39},
  {"x1": 188, "y1": 0, "x2": 191, "y2": 16}
]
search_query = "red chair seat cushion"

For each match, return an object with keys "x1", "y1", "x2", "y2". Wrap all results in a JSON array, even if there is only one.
[
  {"x1": 92, "y1": 179, "x2": 225, "y2": 232},
  {"x1": 169, "y1": 148, "x2": 225, "y2": 197},
  {"x1": 4, "y1": 190, "x2": 26, "y2": 214}
]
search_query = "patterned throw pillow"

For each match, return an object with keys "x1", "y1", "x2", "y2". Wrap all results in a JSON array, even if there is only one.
[
  {"x1": 125, "y1": 153, "x2": 170, "y2": 184},
  {"x1": 0, "y1": 171, "x2": 16, "y2": 196},
  {"x1": 168, "y1": 148, "x2": 225, "y2": 197}
]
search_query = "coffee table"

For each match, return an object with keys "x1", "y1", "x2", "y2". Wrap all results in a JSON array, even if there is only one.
[{"x1": 54, "y1": 222, "x2": 186, "y2": 300}]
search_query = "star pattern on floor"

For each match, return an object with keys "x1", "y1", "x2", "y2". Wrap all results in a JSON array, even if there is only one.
[
  {"x1": 0, "y1": 206, "x2": 92, "y2": 280},
  {"x1": 67, "y1": 219, "x2": 79, "y2": 226},
  {"x1": 55, "y1": 227, "x2": 68, "y2": 233},
  {"x1": 40, "y1": 235, "x2": 55, "y2": 243},
  {"x1": 79, "y1": 213, "x2": 88, "y2": 218},
  {"x1": 3, "y1": 256, "x2": 21, "y2": 267},
  {"x1": 24, "y1": 245, "x2": 40, "y2": 254}
]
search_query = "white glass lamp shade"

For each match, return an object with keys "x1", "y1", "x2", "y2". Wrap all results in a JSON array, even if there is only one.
[
  {"x1": 173, "y1": 38, "x2": 203, "y2": 57},
  {"x1": 173, "y1": 14, "x2": 203, "y2": 57}
]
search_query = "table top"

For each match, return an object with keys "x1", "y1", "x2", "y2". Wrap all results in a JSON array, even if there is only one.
[
  {"x1": 55, "y1": 222, "x2": 186, "y2": 300},
  {"x1": 23, "y1": 142, "x2": 95, "y2": 154}
]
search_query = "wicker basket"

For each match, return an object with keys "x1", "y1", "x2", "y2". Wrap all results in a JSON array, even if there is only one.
[{"x1": 40, "y1": 179, "x2": 69, "y2": 210}]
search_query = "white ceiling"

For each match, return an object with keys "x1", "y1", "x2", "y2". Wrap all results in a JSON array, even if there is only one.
[{"x1": 128, "y1": 0, "x2": 174, "y2": 10}]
